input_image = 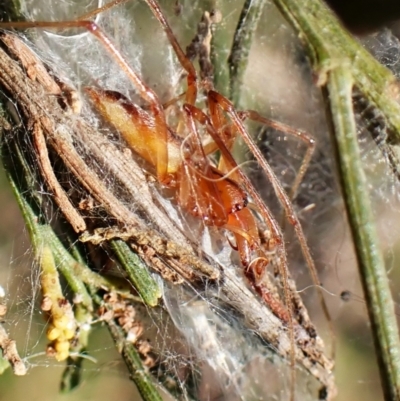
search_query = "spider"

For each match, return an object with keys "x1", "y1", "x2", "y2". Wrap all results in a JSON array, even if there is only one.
[{"x1": 0, "y1": 0, "x2": 333, "y2": 398}]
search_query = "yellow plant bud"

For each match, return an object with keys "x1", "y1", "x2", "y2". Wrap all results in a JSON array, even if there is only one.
[
  {"x1": 47, "y1": 326, "x2": 61, "y2": 341},
  {"x1": 64, "y1": 328, "x2": 75, "y2": 340},
  {"x1": 53, "y1": 314, "x2": 70, "y2": 330},
  {"x1": 55, "y1": 340, "x2": 70, "y2": 354},
  {"x1": 55, "y1": 349, "x2": 70, "y2": 362}
]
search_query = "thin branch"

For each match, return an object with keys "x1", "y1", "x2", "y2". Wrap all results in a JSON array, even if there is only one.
[{"x1": 271, "y1": 1, "x2": 400, "y2": 399}]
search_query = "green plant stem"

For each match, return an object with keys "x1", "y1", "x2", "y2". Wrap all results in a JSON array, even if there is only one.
[
  {"x1": 106, "y1": 317, "x2": 163, "y2": 401},
  {"x1": 1, "y1": 139, "x2": 92, "y2": 304},
  {"x1": 110, "y1": 239, "x2": 161, "y2": 307},
  {"x1": 0, "y1": 0, "x2": 22, "y2": 22},
  {"x1": 272, "y1": 0, "x2": 400, "y2": 142},
  {"x1": 270, "y1": 0, "x2": 400, "y2": 399},
  {"x1": 327, "y1": 66, "x2": 400, "y2": 401},
  {"x1": 228, "y1": 0, "x2": 266, "y2": 107},
  {"x1": 1, "y1": 131, "x2": 167, "y2": 399}
]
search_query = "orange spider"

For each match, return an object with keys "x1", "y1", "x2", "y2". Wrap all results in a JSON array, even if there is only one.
[
  {"x1": 0, "y1": 0, "x2": 321, "y2": 325},
  {"x1": 78, "y1": 0, "x2": 318, "y2": 324}
]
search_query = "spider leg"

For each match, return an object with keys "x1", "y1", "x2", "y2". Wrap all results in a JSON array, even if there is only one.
[
  {"x1": 0, "y1": 14, "x2": 171, "y2": 183},
  {"x1": 183, "y1": 103, "x2": 292, "y2": 323},
  {"x1": 238, "y1": 110, "x2": 316, "y2": 200},
  {"x1": 208, "y1": 89, "x2": 334, "y2": 353},
  {"x1": 143, "y1": 0, "x2": 198, "y2": 106}
]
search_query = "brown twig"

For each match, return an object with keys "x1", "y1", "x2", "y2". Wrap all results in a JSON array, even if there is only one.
[{"x1": 0, "y1": 324, "x2": 26, "y2": 376}]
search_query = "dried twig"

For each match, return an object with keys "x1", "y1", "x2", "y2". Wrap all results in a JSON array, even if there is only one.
[{"x1": 0, "y1": 324, "x2": 26, "y2": 376}]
